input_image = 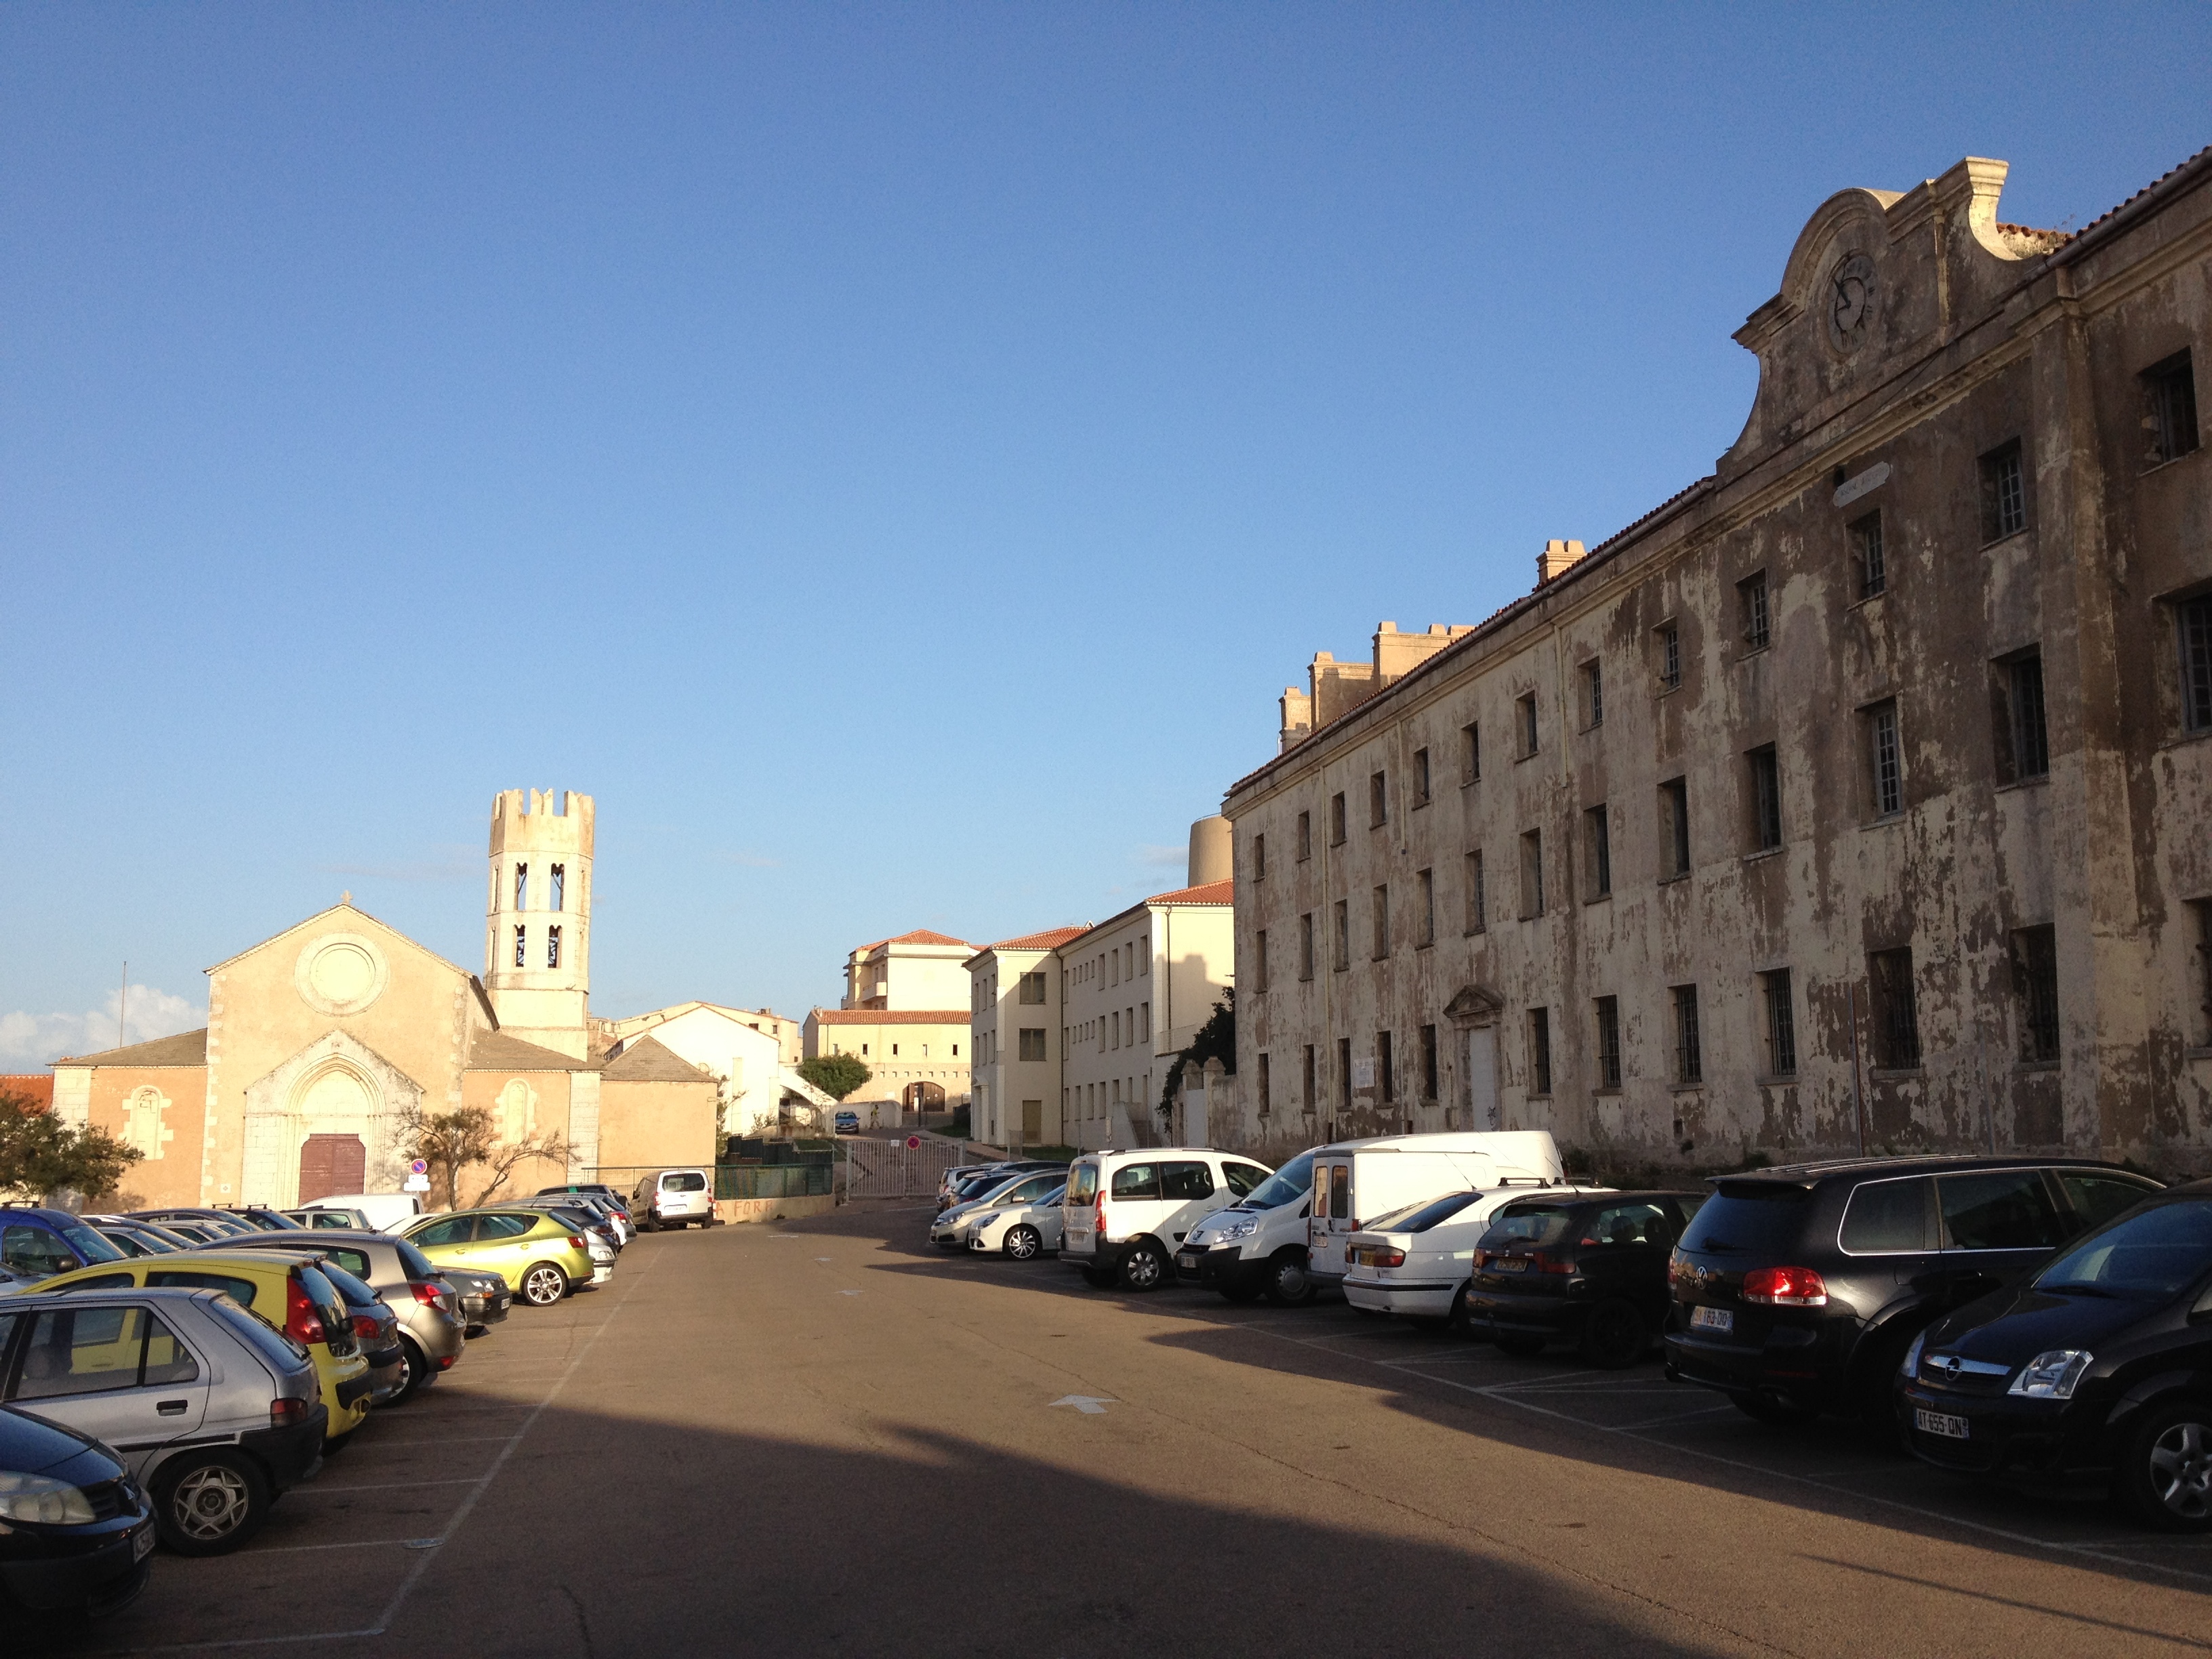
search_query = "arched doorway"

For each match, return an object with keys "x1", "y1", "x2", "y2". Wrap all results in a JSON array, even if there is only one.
[
  {"x1": 299, "y1": 1133, "x2": 366, "y2": 1203},
  {"x1": 901, "y1": 1082, "x2": 945, "y2": 1113}
]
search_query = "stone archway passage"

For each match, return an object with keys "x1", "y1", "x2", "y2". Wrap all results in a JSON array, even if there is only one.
[
  {"x1": 299, "y1": 1133, "x2": 366, "y2": 1204},
  {"x1": 901, "y1": 1082, "x2": 945, "y2": 1112}
]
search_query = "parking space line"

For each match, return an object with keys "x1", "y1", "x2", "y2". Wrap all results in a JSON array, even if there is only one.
[
  {"x1": 249, "y1": 1538, "x2": 437, "y2": 1555},
  {"x1": 287, "y1": 1478, "x2": 484, "y2": 1494}
]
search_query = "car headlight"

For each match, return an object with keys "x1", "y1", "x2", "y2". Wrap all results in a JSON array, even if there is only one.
[
  {"x1": 2008, "y1": 1350, "x2": 2092, "y2": 1399},
  {"x1": 0, "y1": 1472, "x2": 96, "y2": 1525},
  {"x1": 1216, "y1": 1218, "x2": 1257, "y2": 1242},
  {"x1": 1901, "y1": 1330, "x2": 1927, "y2": 1378}
]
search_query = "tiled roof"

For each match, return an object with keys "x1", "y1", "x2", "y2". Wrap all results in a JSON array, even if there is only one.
[
  {"x1": 2051, "y1": 142, "x2": 2212, "y2": 262},
  {"x1": 1143, "y1": 880, "x2": 1235, "y2": 907},
  {"x1": 806, "y1": 1008, "x2": 972, "y2": 1025},
  {"x1": 465, "y1": 1029, "x2": 600, "y2": 1073},
  {"x1": 985, "y1": 926, "x2": 1090, "y2": 951},
  {"x1": 0, "y1": 1076, "x2": 55, "y2": 1110},
  {"x1": 874, "y1": 929, "x2": 975, "y2": 949},
  {"x1": 602, "y1": 1035, "x2": 715, "y2": 1083},
  {"x1": 52, "y1": 1029, "x2": 210, "y2": 1069}
]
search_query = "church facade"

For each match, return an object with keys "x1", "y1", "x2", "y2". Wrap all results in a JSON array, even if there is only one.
[{"x1": 49, "y1": 789, "x2": 719, "y2": 1210}]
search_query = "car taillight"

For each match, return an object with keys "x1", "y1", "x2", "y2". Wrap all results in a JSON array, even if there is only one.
[
  {"x1": 270, "y1": 1397, "x2": 309, "y2": 1428},
  {"x1": 351, "y1": 1313, "x2": 381, "y2": 1340},
  {"x1": 1529, "y1": 1251, "x2": 1574, "y2": 1275},
  {"x1": 285, "y1": 1276, "x2": 326, "y2": 1345},
  {"x1": 569, "y1": 1235, "x2": 587, "y2": 1250},
  {"x1": 1667, "y1": 1254, "x2": 1684, "y2": 1288},
  {"x1": 1741, "y1": 1266, "x2": 1828, "y2": 1307},
  {"x1": 1369, "y1": 1248, "x2": 1406, "y2": 1269},
  {"x1": 409, "y1": 1280, "x2": 448, "y2": 1308}
]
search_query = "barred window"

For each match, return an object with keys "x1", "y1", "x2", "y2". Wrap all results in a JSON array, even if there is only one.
[
  {"x1": 1595, "y1": 996, "x2": 1622, "y2": 1090},
  {"x1": 1465, "y1": 849, "x2": 1486, "y2": 934},
  {"x1": 1420, "y1": 1023, "x2": 1439, "y2": 1100},
  {"x1": 2180, "y1": 597, "x2": 2212, "y2": 734},
  {"x1": 1662, "y1": 777, "x2": 1690, "y2": 878},
  {"x1": 1658, "y1": 624, "x2": 1681, "y2": 691},
  {"x1": 2014, "y1": 926, "x2": 2059, "y2": 1063},
  {"x1": 1585, "y1": 805, "x2": 1612, "y2": 898},
  {"x1": 1762, "y1": 969, "x2": 1797, "y2": 1078},
  {"x1": 1528, "y1": 1008, "x2": 1553, "y2": 1096},
  {"x1": 2008, "y1": 656, "x2": 2049, "y2": 780},
  {"x1": 1672, "y1": 985, "x2": 1702, "y2": 1084},
  {"x1": 1868, "y1": 702, "x2": 1902, "y2": 817},
  {"x1": 1981, "y1": 440, "x2": 2026, "y2": 541},
  {"x1": 1870, "y1": 948, "x2": 1922, "y2": 1070},
  {"x1": 2142, "y1": 351, "x2": 2199, "y2": 466},
  {"x1": 1740, "y1": 572, "x2": 1771, "y2": 651},
  {"x1": 1749, "y1": 746, "x2": 1782, "y2": 851}
]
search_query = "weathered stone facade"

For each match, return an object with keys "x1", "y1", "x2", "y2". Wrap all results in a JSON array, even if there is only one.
[{"x1": 1222, "y1": 151, "x2": 2212, "y2": 1170}]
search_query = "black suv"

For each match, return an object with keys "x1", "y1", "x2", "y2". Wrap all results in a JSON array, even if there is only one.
[{"x1": 1664, "y1": 1156, "x2": 2162, "y2": 1420}]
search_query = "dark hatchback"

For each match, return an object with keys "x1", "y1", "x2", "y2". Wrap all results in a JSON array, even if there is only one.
[
  {"x1": 0, "y1": 1403, "x2": 155, "y2": 1619},
  {"x1": 1465, "y1": 1191, "x2": 1708, "y2": 1368},
  {"x1": 1898, "y1": 1181, "x2": 2212, "y2": 1529},
  {"x1": 1665, "y1": 1156, "x2": 2161, "y2": 1420}
]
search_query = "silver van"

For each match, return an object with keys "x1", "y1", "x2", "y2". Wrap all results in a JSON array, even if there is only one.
[
  {"x1": 0, "y1": 1286, "x2": 325, "y2": 1555},
  {"x1": 631, "y1": 1168, "x2": 715, "y2": 1229}
]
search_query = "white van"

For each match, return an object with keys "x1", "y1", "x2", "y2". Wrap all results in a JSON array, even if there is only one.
[
  {"x1": 302, "y1": 1193, "x2": 422, "y2": 1233},
  {"x1": 1306, "y1": 1131, "x2": 1565, "y2": 1292},
  {"x1": 1060, "y1": 1148, "x2": 1275, "y2": 1292},
  {"x1": 1176, "y1": 1148, "x2": 1320, "y2": 1304},
  {"x1": 630, "y1": 1168, "x2": 715, "y2": 1229}
]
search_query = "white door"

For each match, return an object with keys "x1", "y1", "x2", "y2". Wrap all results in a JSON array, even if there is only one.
[{"x1": 1467, "y1": 1027, "x2": 1500, "y2": 1130}]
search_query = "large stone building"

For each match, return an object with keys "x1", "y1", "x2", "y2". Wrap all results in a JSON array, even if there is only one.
[
  {"x1": 47, "y1": 790, "x2": 720, "y2": 1208},
  {"x1": 804, "y1": 929, "x2": 977, "y2": 1119},
  {"x1": 1223, "y1": 150, "x2": 2212, "y2": 1170}
]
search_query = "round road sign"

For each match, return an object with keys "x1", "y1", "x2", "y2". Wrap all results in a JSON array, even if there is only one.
[
  {"x1": 906, "y1": 1135, "x2": 921, "y2": 1150},
  {"x1": 410, "y1": 1158, "x2": 428, "y2": 1175}
]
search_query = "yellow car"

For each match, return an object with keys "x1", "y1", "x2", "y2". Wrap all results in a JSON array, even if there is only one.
[
  {"x1": 23, "y1": 1249, "x2": 374, "y2": 1443},
  {"x1": 398, "y1": 1210, "x2": 595, "y2": 1307}
]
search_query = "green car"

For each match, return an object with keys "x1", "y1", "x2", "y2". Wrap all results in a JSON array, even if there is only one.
[{"x1": 396, "y1": 1210, "x2": 596, "y2": 1307}]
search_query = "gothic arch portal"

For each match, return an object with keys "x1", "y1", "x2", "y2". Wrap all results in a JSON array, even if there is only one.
[{"x1": 241, "y1": 1032, "x2": 424, "y2": 1208}]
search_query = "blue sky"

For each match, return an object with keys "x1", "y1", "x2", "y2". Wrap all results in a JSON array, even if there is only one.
[{"x1": 4, "y1": 5, "x2": 2205, "y2": 1060}]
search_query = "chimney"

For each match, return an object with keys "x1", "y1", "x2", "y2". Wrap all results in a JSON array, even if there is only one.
[{"x1": 1536, "y1": 538, "x2": 1587, "y2": 586}]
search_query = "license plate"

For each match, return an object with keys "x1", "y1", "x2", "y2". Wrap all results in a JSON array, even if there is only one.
[
  {"x1": 1690, "y1": 1305, "x2": 1734, "y2": 1334},
  {"x1": 1492, "y1": 1256, "x2": 1528, "y2": 1273},
  {"x1": 132, "y1": 1521, "x2": 155, "y2": 1561},
  {"x1": 1915, "y1": 1408, "x2": 1970, "y2": 1441},
  {"x1": 1176, "y1": 1254, "x2": 1199, "y2": 1271}
]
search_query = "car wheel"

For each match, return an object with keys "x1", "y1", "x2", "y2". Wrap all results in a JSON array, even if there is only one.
[
  {"x1": 1005, "y1": 1225, "x2": 1042, "y2": 1261},
  {"x1": 1265, "y1": 1251, "x2": 1315, "y2": 1307},
  {"x1": 1448, "y1": 1285, "x2": 1473, "y2": 1336},
  {"x1": 2122, "y1": 1402, "x2": 2212, "y2": 1532},
  {"x1": 1119, "y1": 1240, "x2": 1169, "y2": 1292},
  {"x1": 1578, "y1": 1300, "x2": 1650, "y2": 1370},
  {"x1": 520, "y1": 1262, "x2": 571, "y2": 1307},
  {"x1": 394, "y1": 1335, "x2": 431, "y2": 1402},
  {"x1": 1494, "y1": 1331, "x2": 1547, "y2": 1357},
  {"x1": 153, "y1": 1450, "x2": 270, "y2": 1557},
  {"x1": 1080, "y1": 1267, "x2": 1116, "y2": 1288}
]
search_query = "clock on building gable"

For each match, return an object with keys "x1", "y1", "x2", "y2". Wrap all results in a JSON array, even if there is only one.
[{"x1": 1826, "y1": 251, "x2": 1879, "y2": 354}]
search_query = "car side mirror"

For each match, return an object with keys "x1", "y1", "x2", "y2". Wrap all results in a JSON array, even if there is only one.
[{"x1": 58, "y1": 1256, "x2": 79, "y2": 1273}]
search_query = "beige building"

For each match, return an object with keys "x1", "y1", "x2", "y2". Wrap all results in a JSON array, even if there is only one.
[
  {"x1": 965, "y1": 926, "x2": 1087, "y2": 1151},
  {"x1": 840, "y1": 930, "x2": 975, "y2": 1010},
  {"x1": 601, "y1": 1002, "x2": 833, "y2": 1135},
  {"x1": 1223, "y1": 150, "x2": 2212, "y2": 1170},
  {"x1": 804, "y1": 928, "x2": 976, "y2": 1119},
  {"x1": 47, "y1": 790, "x2": 720, "y2": 1209}
]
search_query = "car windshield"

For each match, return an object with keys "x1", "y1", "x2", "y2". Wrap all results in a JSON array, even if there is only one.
[
  {"x1": 1241, "y1": 1149, "x2": 1316, "y2": 1211},
  {"x1": 1479, "y1": 1202, "x2": 1577, "y2": 1249},
  {"x1": 1677, "y1": 1186, "x2": 1811, "y2": 1256},
  {"x1": 2034, "y1": 1198, "x2": 2212, "y2": 1300},
  {"x1": 60, "y1": 1225, "x2": 125, "y2": 1264},
  {"x1": 1397, "y1": 1191, "x2": 1486, "y2": 1233}
]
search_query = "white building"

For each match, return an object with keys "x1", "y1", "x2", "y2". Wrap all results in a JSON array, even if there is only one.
[
  {"x1": 966, "y1": 926, "x2": 1087, "y2": 1152},
  {"x1": 605, "y1": 1001, "x2": 835, "y2": 1136}
]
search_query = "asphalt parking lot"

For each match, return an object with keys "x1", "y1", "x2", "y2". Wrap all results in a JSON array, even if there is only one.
[{"x1": 60, "y1": 1207, "x2": 2212, "y2": 1657}]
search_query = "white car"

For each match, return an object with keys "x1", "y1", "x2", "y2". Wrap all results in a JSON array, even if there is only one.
[
  {"x1": 1341, "y1": 1183, "x2": 1613, "y2": 1327},
  {"x1": 1061, "y1": 1148, "x2": 1275, "y2": 1291},
  {"x1": 929, "y1": 1170, "x2": 1067, "y2": 1249},
  {"x1": 966, "y1": 1184, "x2": 1067, "y2": 1260}
]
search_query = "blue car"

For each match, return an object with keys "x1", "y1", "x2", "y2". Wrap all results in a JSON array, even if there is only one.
[
  {"x1": 834, "y1": 1111, "x2": 860, "y2": 1134},
  {"x1": 0, "y1": 1204, "x2": 128, "y2": 1282}
]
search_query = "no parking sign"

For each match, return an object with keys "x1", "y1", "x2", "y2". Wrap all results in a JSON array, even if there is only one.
[{"x1": 905, "y1": 1135, "x2": 922, "y2": 1150}]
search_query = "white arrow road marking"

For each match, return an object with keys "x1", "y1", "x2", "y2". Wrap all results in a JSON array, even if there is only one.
[
  {"x1": 837, "y1": 1289, "x2": 862, "y2": 1296},
  {"x1": 1048, "y1": 1395, "x2": 1115, "y2": 1414},
  {"x1": 816, "y1": 1256, "x2": 833, "y2": 1262}
]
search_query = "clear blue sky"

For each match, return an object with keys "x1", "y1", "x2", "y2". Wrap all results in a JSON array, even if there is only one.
[{"x1": 4, "y1": 5, "x2": 2205, "y2": 1060}]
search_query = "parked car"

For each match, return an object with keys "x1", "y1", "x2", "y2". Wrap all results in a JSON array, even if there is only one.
[
  {"x1": 125, "y1": 1209, "x2": 260, "y2": 1240},
  {"x1": 0, "y1": 1206, "x2": 129, "y2": 1284},
  {"x1": 0, "y1": 1286, "x2": 325, "y2": 1555},
  {"x1": 435, "y1": 1264, "x2": 513, "y2": 1335},
  {"x1": 1462, "y1": 1189, "x2": 1708, "y2": 1365},
  {"x1": 535, "y1": 1188, "x2": 634, "y2": 1244},
  {"x1": 397, "y1": 1210, "x2": 596, "y2": 1307},
  {"x1": 935, "y1": 1160, "x2": 1062, "y2": 1214},
  {"x1": 630, "y1": 1169, "x2": 715, "y2": 1230},
  {"x1": 1896, "y1": 1179, "x2": 2212, "y2": 1529},
  {"x1": 1665, "y1": 1155, "x2": 2164, "y2": 1421},
  {"x1": 300, "y1": 1193, "x2": 422, "y2": 1232},
  {"x1": 514, "y1": 1199, "x2": 625, "y2": 1255},
  {"x1": 1178, "y1": 1150, "x2": 1319, "y2": 1304},
  {"x1": 965, "y1": 1184, "x2": 1067, "y2": 1260},
  {"x1": 937, "y1": 1164, "x2": 998, "y2": 1210},
  {"x1": 1061, "y1": 1149, "x2": 1276, "y2": 1291},
  {"x1": 214, "y1": 1207, "x2": 304, "y2": 1231},
  {"x1": 1307, "y1": 1132, "x2": 1566, "y2": 1294},
  {"x1": 314, "y1": 1261, "x2": 405, "y2": 1407},
  {"x1": 930, "y1": 1170, "x2": 1068, "y2": 1249},
  {"x1": 1345, "y1": 1180, "x2": 1619, "y2": 1331},
  {"x1": 18, "y1": 1250, "x2": 373, "y2": 1447},
  {"x1": 188, "y1": 1230, "x2": 465, "y2": 1401},
  {"x1": 81, "y1": 1218, "x2": 197, "y2": 1258},
  {"x1": 834, "y1": 1111, "x2": 860, "y2": 1134},
  {"x1": 283, "y1": 1207, "x2": 373, "y2": 1231},
  {"x1": 0, "y1": 1401, "x2": 155, "y2": 1616}
]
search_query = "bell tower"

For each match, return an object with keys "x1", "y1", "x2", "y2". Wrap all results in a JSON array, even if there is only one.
[{"x1": 485, "y1": 788, "x2": 594, "y2": 1059}]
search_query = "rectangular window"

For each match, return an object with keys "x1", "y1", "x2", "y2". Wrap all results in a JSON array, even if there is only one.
[
  {"x1": 2013, "y1": 926, "x2": 2059, "y2": 1064},
  {"x1": 1658, "y1": 625, "x2": 1681, "y2": 691},
  {"x1": 1337, "y1": 1036, "x2": 1352, "y2": 1107},
  {"x1": 1981, "y1": 439, "x2": 2026, "y2": 541},
  {"x1": 547, "y1": 925, "x2": 561, "y2": 968},
  {"x1": 550, "y1": 863, "x2": 565, "y2": 910},
  {"x1": 514, "y1": 863, "x2": 528, "y2": 909},
  {"x1": 1019, "y1": 1029, "x2": 1048, "y2": 1063},
  {"x1": 1465, "y1": 849, "x2": 1486, "y2": 933},
  {"x1": 2143, "y1": 351, "x2": 2199, "y2": 466},
  {"x1": 2007, "y1": 655, "x2": 2050, "y2": 781},
  {"x1": 1256, "y1": 1052, "x2": 1271, "y2": 1118},
  {"x1": 1300, "y1": 1044, "x2": 1317, "y2": 1113},
  {"x1": 1330, "y1": 792, "x2": 1347, "y2": 844},
  {"x1": 1661, "y1": 777, "x2": 1690, "y2": 878},
  {"x1": 1594, "y1": 996, "x2": 1622, "y2": 1090},
  {"x1": 2179, "y1": 597, "x2": 2212, "y2": 734},
  {"x1": 1369, "y1": 771, "x2": 1388, "y2": 828},
  {"x1": 1254, "y1": 930, "x2": 1269, "y2": 992},
  {"x1": 1748, "y1": 745, "x2": 1782, "y2": 851},
  {"x1": 513, "y1": 925, "x2": 527, "y2": 968},
  {"x1": 1371, "y1": 884, "x2": 1390, "y2": 959},
  {"x1": 1019, "y1": 972, "x2": 1046, "y2": 1004},
  {"x1": 1416, "y1": 868, "x2": 1435, "y2": 947},
  {"x1": 1420, "y1": 1023, "x2": 1438, "y2": 1100},
  {"x1": 1762, "y1": 969, "x2": 1798, "y2": 1077},
  {"x1": 1332, "y1": 900, "x2": 1349, "y2": 971},
  {"x1": 1868, "y1": 701, "x2": 1902, "y2": 817},
  {"x1": 1377, "y1": 1031, "x2": 1395, "y2": 1104},
  {"x1": 1517, "y1": 693, "x2": 1539, "y2": 757},
  {"x1": 1584, "y1": 805, "x2": 1611, "y2": 898},
  {"x1": 1252, "y1": 834, "x2": 1266, "y2": 882},
  {"x1": 1672, "y1": 985, "x2": 1702, "y2": 1084},
  {"x1": 1412, "y1": 747, "x2": 1431, "y2": 806},
  {"x1": 1849, "y1": 510, "x2": 1885, "y2": 600},
  {"x1": 1740, "y1": 572, "x2": 1771, "y2": 651},
  {"x1": 1869, "y1": 947, "x2": 1921, "y2": 1070},
  {"x1": 1581, "y1": 659, "x2": 1604, "y2": 729},
  {"x1": 1140, "y1": 1002, "x2": 1150, "y2": 1042},
  {"x1": 1520, "y1": 829, "x2": 1544, "y2": 916},
  {"x1": 1462, "y1": 720, "x2": 1481, "y2": 783},
  {"x1": 1298, "y1": 912, "x2": 1315, "y2": 980},
  {"x1": 1528, "y1": 1008, "x2": 1553, "y2": 1096},
  {"x1": 2193, "y1": 901, "x2": 2212, "y2": 1044},
  {"x1": 1296, "y1": 810, "x2": 1313, "y2": 860}
]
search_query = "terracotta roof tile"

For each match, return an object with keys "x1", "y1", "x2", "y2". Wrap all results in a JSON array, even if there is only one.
[
  {"x1": 1143, "y1": 880, "x2": 1235, "y2": 907},
  {"x1": 985, "y1": 926, "x2": 1091, "y2": 951},
  {"x1": 806, "y1": 1008, "x2": 972, "y2": 1025},
  {"x1": 464, "y1": 1029, "x2": 601, "y2": 1073},
  {"x1": 601, "y1": 1034, "x2": 715, "y2": 1083},
  {"x1": 52, "y1": 1029, "x2": 210, "y2": 1069},
  {"x1": 0, "y1": 1076, "x2": 55, "y2": 1111}
]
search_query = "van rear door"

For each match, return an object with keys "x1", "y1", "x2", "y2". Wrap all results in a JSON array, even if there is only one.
[{"x1": 1062, "y1": 1160, "x2": 1101, "y2": 1260}]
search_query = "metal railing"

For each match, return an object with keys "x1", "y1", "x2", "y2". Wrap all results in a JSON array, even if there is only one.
[{"x1": 714, "y1": 1164, "x2": 834, "y2": 1201}]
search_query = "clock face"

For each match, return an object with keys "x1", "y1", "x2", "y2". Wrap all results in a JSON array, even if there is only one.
[{"x1": 1827, "y1": 253, "x2": 1878, "y2": 352}]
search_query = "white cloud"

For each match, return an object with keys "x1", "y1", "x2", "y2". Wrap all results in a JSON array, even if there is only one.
[{"x1": 0, "y1": 985, "x2": 204, "y2": 1066}]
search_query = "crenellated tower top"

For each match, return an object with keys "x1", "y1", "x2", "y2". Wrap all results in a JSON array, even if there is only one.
[{"x1": 484, "y1": 789, "x2": 594, "y2": 1058}]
